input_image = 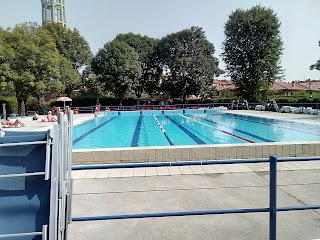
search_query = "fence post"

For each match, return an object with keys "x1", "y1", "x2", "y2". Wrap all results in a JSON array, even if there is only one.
[{"x1": 269, "y1": 155, "x2": 277, "y2": 240}]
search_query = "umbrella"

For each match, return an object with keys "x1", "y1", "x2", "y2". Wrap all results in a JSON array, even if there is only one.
[{"x1": 57, "y1": 96, "x2": 72, "y2": 108}]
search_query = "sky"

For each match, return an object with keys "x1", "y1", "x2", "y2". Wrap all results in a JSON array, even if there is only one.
[{"x1": 0, "y1": 0, "x2": 319, "y2": 81}]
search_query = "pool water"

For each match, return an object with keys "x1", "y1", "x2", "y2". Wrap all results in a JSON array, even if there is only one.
[{"x1": 73, "y1": 110, "x2": 320, "y2": 149}]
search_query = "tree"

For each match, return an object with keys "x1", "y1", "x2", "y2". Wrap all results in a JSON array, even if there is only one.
[
  {"x1": 114, "y1": 33, "x2": 158, "y2": 97},
  {"x1": 2, "y1": 23, "x2": 64, "y2": 114},
  {"x1": 44, "y1": 23, "x2": 93, "y2": 97},
  {"x1": 0, "y1": 28, "x2": 15, "y2": 96},
  {"x1": 91, "y1": 40, "x2": 142, "y2": 104},
  {"x1": 43, "y1": 23, "x2": 93, "y2": 71},
  {"x1": 80, "y1": 65, "x2": 103, "y2": 101},
  {"x1": 222, "y1": 5, "x2": 283, "y2": 102},
  {"x1": 154, "y1": 27, "x2": 222, "y2": 102},
  {"x1": 310, "y1": 41, "x2": 320, "y2": 71}
]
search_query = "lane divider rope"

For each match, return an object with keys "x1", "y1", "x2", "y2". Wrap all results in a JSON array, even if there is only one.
[{"x1": 175, "y1": 112, "x2": 255, "y2": 143}]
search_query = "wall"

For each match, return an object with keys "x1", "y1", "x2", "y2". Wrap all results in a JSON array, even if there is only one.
[{"x1": 73, "y1": 141, "x2": 320, "y2": 165}]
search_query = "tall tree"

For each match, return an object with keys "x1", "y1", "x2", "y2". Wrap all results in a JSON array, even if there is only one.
[
  {"x1": 114, "y1": 33, "x2": 158, "y2": 97},
  {"x1": 310, "y1": 41, "x2": 320, "y2": 71},
  {"x1": 43, "y1": 23, "x2": 93, "y2": 71},
  {"x1": 0, "y1": 28, "x2": 15, "y2": 96},
  {"x1": 3, "y1": 23, "x2": 63, "y2": 114},
  {"x1": 80, "y1": 65, "x2": 102, "y2": 101},
  {"x1": 43, "y1": 23, "x2": 93, "y2": 97},
  {"x1": 155, "y1": 27, "x2": 222, "y2": 102},
  {"x1": 222, "y1": 6, "x2": 283, "y2": 102},
  {"x1": 91, "y1": 40, "x2": 142, "y2": 104}
]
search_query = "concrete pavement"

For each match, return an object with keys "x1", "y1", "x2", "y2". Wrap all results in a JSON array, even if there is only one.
[{"x1": 69, "y1": 169, "x2": 320, "y2": 240}]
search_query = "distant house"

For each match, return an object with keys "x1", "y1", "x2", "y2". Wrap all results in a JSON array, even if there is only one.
[
  {"x1": 272, "y1": 82, "x2": 310, "y2": 96},
  {"x1": 213, "y1": 79, "x2": 320, "y2": 96},
  {"x1": 213, "y1": 80, "x2": 236, "y2": 96}
]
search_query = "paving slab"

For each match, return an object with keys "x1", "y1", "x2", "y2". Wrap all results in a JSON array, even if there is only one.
[{"x1": 69, "y1": 170, "x2": 320, "y2": 240}]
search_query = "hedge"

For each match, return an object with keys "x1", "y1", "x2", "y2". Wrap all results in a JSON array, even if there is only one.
[
  {"x1": 0, "y1": 97, "x2": 18, "y2": 115},
  {"x1": 47, "y1": 95, "x2": 320, "y2": 107},
  {"x1": 49, "y1": 95, "x2": 137, "y2": 107}
]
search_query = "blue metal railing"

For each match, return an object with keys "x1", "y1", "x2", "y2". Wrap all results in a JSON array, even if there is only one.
[{"x1": 71, "y1": 156, "x2": 320, "y2": 240}]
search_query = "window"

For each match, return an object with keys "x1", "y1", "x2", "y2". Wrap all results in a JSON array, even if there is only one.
[
  {"x1": 56, "y1": 8, "x2": 62, "y2": 21},
  {"x1": 46, "y1": 7, "x2": 52, "y2": 21}
]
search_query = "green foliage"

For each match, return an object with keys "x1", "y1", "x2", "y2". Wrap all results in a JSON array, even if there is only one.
[
  {"x1": 115, "y1": 33, "x2": 158, "y2": 63},
  {"x1": 79, "y1": 65, "x2": 102, "y2": 100},
  {"x1": 219, "y1": 89, "x2": 235, "y2": 98},
  {"x1": 43, "y1": 23, "x2": 93, "y2": 97},
  {"x1": 26, "y1": 96, "x2": 39, "y2": 111},
  {"x1": 0, "y1": 96, "x2": 18, "y2": 114},
  {"x1": 51, "y1": 95, "x2": 137, "y2": 107},
  {"x1": 114, "y1": 33, "x2": 159, "y2": 97},
  {"x1": 58, "y1": 57, "x2": 80, "y2": 97},
  {"x1": 91, "y1": 40, "x2": 142, "y2": 103},
  {"x1": 152, "y1": 27, "x2": 222, "y2": 103},
  {"x1": 43, "y1": 23, "x2": 93, "y2": 71},
  {"x1": 2, "y1": 23, "x2": 64, "y2": 114},
  {"x1": 222, "y1": 5, "x2": 283, "y2": 102},
  {"x1": 310, "y1": 41, "x2": 320, "y2": 71}
]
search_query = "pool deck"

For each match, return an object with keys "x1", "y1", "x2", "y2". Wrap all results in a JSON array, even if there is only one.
[
  {"x1": 69, "y1": 169, "x2": 320, "y2": 240},
  {"x1": 4, "y1": 109, "x2": 319, "y2": 131},
  {"x1": 68, "y1": 110, "x2": 320, "y2": 239},
  {"x1": 230, "y1": 110, "x2": 320, "y2": 125},
  {"x1": 0, "y1": 113, "x2": 94, "y2": 131},
  {"x1": 4, "y1": 110, "x2": 320, "y2": 239}
]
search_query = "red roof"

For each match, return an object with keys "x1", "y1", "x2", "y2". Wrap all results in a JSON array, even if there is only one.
[
  {"x1": 272, "y1": 82, "x2": 310, "y2": 91},
  {"x1": 213, "y1": 80, "x2": 320, "y2": 92},
  {"x1": 298, "y1": 81, "x2": 320, "y2": 91},
  {"x1": 213, "y1": 79, "x2": 236, "y2": 91}
]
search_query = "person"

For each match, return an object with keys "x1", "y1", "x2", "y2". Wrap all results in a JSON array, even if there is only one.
[
  {"x1": 33, "y1": 112, "x2": 39, "y2": 121},
  {"x1": 94, "y1": 111, "x2": 101, "y2": 118},
  {"x1": 105, "y1": 107, "x2": 110, "y2": 111},
  {"x1": 52, "y1": 106, "x2": 57, "y2": 116},
  {"x1": 47, "y1": 111, "x2": 57, "y2": 122},
  {"x1": 95, "y1": 102, "x2": 101, "y2": 112},
  {"x1": 1, "y1": 117, "x2": 25, "y2": 127}
]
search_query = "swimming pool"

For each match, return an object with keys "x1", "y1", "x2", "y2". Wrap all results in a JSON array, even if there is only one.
[{"x1": 73, "y1": 110, "x2": 320, "y2": 149}]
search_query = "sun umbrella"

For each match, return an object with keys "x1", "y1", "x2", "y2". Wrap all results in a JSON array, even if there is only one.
[{"x1": 57, "y1": 96, "x2": 72, "y2": 108}]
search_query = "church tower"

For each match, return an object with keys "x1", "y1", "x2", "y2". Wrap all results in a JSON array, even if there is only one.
[{"x1": 41, "y1": 0, "x2": 66, "y2": 27}]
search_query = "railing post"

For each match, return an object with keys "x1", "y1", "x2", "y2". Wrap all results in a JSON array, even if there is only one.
[{"x1": 269, "y1": 155, "x2": 277, "y2": 240}]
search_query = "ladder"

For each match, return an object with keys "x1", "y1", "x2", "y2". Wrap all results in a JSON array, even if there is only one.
[
  {"x1": 231, "y1": 100, "x2": 235, "y2": 110},
  {"x1": 271, "y1": 99, "x2": 280, "y2": 112},
  {"x1": 243, "y1": 100, "x2": 249, "y2": 110}
]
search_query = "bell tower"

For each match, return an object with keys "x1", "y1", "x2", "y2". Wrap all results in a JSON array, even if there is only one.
[{"x1": 41, "y1": 0, "x2": 66, "y2": 27}]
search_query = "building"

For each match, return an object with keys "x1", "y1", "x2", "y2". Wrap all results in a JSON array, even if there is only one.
[
  {"x1": 213, "y1": 80, "x2": 236, "y2": 96},
  {"x1": 213, "y1": 80, "x2": 320, "y2": 96},
  {"x1": 41, "y1": 0, "x2": 66, "y2": 27}
]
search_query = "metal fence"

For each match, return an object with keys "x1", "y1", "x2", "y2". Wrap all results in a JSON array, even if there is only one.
[
  {"x1": 39, "y1": 101, "x2": 320, "y2": 115},
  {"x1": 71, "y1": 156, "x2": 320, "y2": 240}
]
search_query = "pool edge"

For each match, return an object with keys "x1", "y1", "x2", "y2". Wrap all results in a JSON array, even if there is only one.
[{"x1": 72, "y1": 141, "x2": 320, "y2": 165}]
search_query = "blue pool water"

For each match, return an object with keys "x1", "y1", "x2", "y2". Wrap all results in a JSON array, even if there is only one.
[{"x1": 73, "y1": 110, "x2": 320, "y2": 149}]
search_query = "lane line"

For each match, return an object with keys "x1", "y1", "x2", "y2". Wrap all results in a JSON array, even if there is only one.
[
  {"x1": 131, "y1": 115, "x2": 143, "y2": 147},
  {"x1": 176, "y1": 113, "x2": 255, "y2": 143},
  {"x1": 165, "y1": 116, "x2": 206, "y2": 144},
  {"x1": 225, "y1": 113, "x2": 320, "y2": 136},
  {"x1": 152, "y1": 114, "x2": 174, "y2": 146},
  {"x1": 73, "y1": 116, "x2": 117, "y2": 144},
  {"x1": 191, "y1": 115, "x2": 273, "y2": 142}
]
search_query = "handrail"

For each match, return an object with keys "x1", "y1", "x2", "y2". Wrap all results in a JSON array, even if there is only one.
[
  {"x1": 0, "y1": 225, "x2": 47, "y2": 239},
  {"x1": 0, "y1": 231, "x2": 43, "y2": 238},
  {"x1": 0, "y1": 172, "x2": 45, "y2": 179},
  {"x1": 40, "y1": 101, "x2": 320, "y2": 115},
  {"x1": 72, "y1": 156, "x2": 320, "y2": 171},
  {"x1": 0, "y1": 140, "x2": 48, "y2": 147},
  {"x1": 71, "y1": 155, "x2": 320, "y2": 240}
]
